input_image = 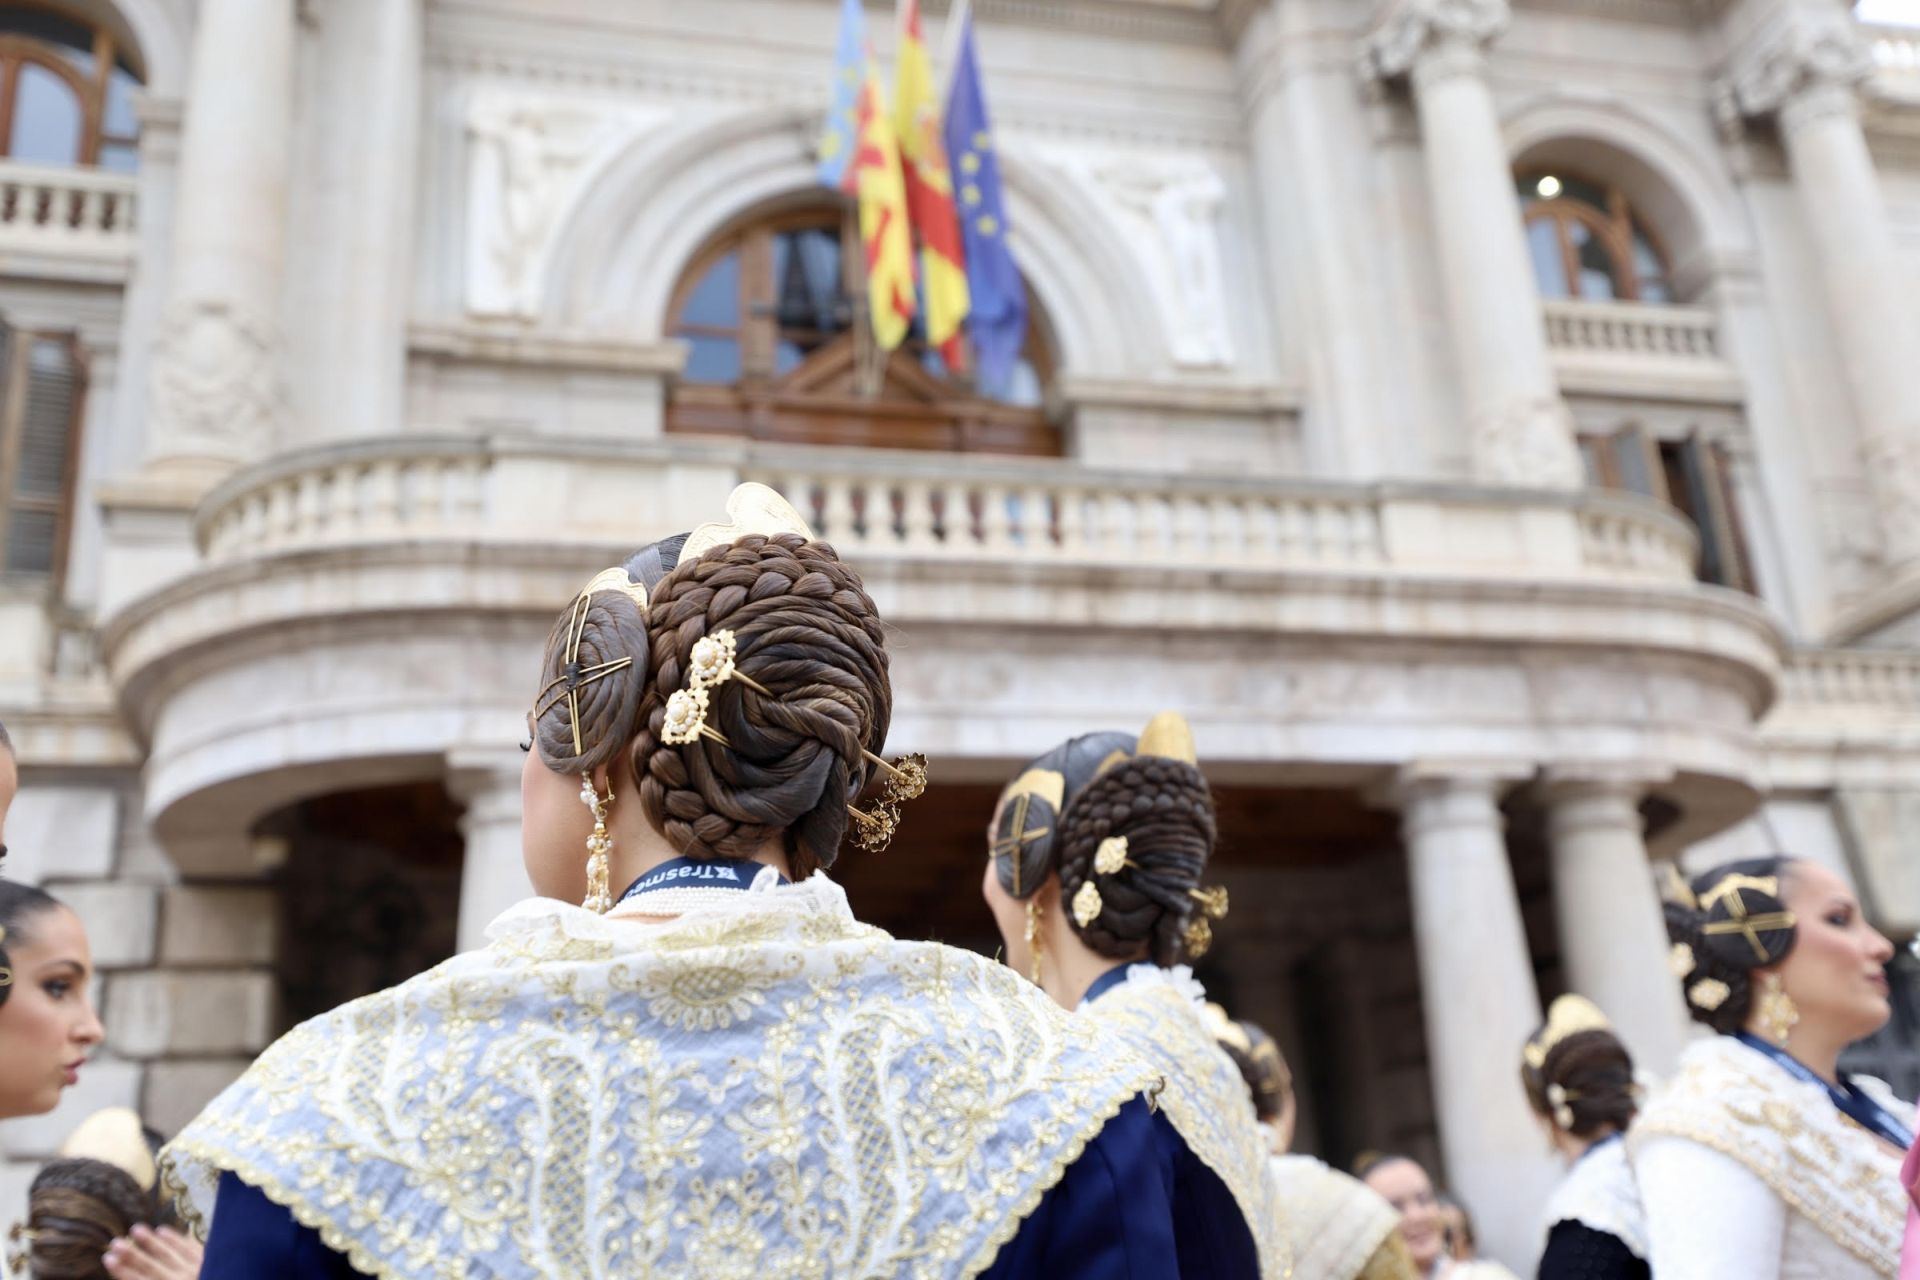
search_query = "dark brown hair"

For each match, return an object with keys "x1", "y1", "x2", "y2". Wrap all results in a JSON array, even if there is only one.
[
  {"x1": 1519, "y1": 1027, "x2": 1638, "y2": 1139},
  {"x1": 1665, "y1": 855, "x2": 1800, "y2": 1035},
  {"x1": 0, "y1": 880, "x2": 60, "y2": 1011},
  {"x1": 1216, "y1": 1017, "x2": 1289, "y2": 1122},
  {"x1": 631, "y1": 533, "x2": 890, "y2": 876},
  {"x1": 22, "y1": 1156, "x2": 174, "y2": 1279},
  {"x1": 1055, "y1": 754, "x2": 1216, "y2": 966}
]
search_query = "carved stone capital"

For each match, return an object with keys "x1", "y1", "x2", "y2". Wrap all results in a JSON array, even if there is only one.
[
  {"x1": 147, "y1": 300, "x2": 282, "y2": 465},
  {"x1": 1361, "y1": 0, "x2": 1510, "y2": 84},
  {"x1": 1718, "y1": 12, "x2": 1871, "y2": 124}
]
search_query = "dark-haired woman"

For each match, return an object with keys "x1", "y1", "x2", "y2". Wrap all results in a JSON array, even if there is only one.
[
  {"x1": 980, "y1": 714, "x2": 1281, "y2": 1278},
  {"x1": 1212, "y1": 1009, "x2": 1414, "y2": 1280},
  {"x1": 11, "y1": 1107, "x2": 202, "y2": 1280},
  {"x1": 1633, "y1": 856, "x2": 1912, "y2": 1278},
  {"x1": 165, "y1": 485, "x2": 1184, "y2": 1279},
  {"x1": 0, "y1": 879, "x2": 103, "y2": 1121},
  {"x1": 1519, "y1": 995, "x2": 1648, "y2": 1280}
]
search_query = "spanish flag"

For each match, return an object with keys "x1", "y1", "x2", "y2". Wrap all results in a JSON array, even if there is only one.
[
  {"x1": 852, "y1": 55, "x2": 916, "y2": 351},
  {"x1": 893, "y1": 0, "x2": 970, "y2": 365}
]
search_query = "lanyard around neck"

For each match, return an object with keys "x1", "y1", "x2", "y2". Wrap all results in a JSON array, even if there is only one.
[
  {"x1": 1734, "y1": 1032, "x2": 1915, "y2": 1149},
  {"x1": 614, "y1": 856, "x2": 788, "y2": 908}
]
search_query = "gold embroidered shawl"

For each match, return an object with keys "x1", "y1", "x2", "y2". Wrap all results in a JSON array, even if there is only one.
[
  {"x1": 1269, "y1": 1154, "x2": 1404, "y2": 1280},
  {"x1": 1081, "y1": 966, "x2": 1290, "y2": 1279},
  {"x1": 161, "y1": 877, "x2": 1159, "y2": 1280},
  {"x1": 1629, "y1": 1034, "x2": 1906, "y2": 1276}
]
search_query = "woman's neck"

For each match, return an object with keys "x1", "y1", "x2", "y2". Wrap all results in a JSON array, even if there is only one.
[
  {"x1": 1746, "y1": 1016, "x2": 1846, "y2": 1086},
  {"x1": 1035, "y1": 907, "x2": 1148, "y2": 1010},
  {"x1": 606, "y1": 793, "x2": 794, "y2": 899}
]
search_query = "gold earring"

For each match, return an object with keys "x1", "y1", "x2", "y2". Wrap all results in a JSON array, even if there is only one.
[
  {"x1": 580, "y1": 774, "x2": 614, "y2": 913},
  {"x1": 1025, "y1": 897, "x2": 1045, "y2": 986},
  {"x1": 1756, "y1": 971, "x2": 1798, "y2": 1047}
]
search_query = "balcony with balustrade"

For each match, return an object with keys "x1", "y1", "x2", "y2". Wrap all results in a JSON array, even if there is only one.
[
  {"x1": 0, "y1": 160, "x2": 138, "y2": 282},
  {"x1": 92, "y1": 431, "x2": 1790, "y2": 872}
]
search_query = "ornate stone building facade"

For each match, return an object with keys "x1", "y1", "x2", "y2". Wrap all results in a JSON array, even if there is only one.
[{"x1": 1, "y1": 0, "x2": 1918, "y2": 1267}]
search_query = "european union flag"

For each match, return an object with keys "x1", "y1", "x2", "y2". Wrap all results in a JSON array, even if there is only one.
[
  {"x1": 943, "y1": 13, "x2": 1027, "y2": 397},
  {"x1": 815, "y1": 0, "x2": 864, "y2": 191}
]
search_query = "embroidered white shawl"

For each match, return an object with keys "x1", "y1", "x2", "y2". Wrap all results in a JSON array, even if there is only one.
[
  {"x1": 1268, "y1": 1154, "x2": 1400, "y2": 1280},
  {"x1": 161, "y1": 876, "x2": 1159, "y2": 1280},
  {"x1": 1083, "y1": 964, "x2": 1291, "y2": 1279},
  {"x1": 1630, "y1": 1034, "x2": 1907, "y2": 1277}
]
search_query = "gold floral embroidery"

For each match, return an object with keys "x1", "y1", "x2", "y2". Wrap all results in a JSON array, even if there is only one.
[
  {"x1": 161, "y1": 880, "x2": 1159, "y2": 1280},
  {"x1": 1085, "y1": 975, "x2": 1294, "y2": 1279},
  {"x1": 1631, "y1": 1036, "x2": 1904, "y2": 1276}
]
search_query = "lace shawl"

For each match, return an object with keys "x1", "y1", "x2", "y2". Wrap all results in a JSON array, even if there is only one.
[
  {"x1": 161, "y1": 876, "x2": 1158, "y2": 1280},
  {"x1": 1540, "y1": 1138, "x2": 1648, "y2": 1261}
]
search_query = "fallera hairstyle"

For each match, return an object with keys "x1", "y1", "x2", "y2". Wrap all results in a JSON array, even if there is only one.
[
  {"x1": 1519, "y1": 995, "x2": 1638, "y2": 1140},
  {"x1": 530, "y1": 523, "x2": 892, "y2": 879},
  {"x1": 992, "y1": 713, "x2": 1221, "y2": 966},
  {"x1": 18, "y1": 1155, "x2": 176, "y2": 1279},
  {"x1": 1664, "y1": 856, "x2": 1801, "y2": 1035}
]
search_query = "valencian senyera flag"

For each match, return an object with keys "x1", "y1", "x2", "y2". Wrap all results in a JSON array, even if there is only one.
[
  {"x1": 852, "y1": 51, "x2": 917, "y2": 351},
  {"x1": 815, "y1": 0, "x2": 865, "y2": 191},
  {"x1": 894, "y1": 0, "x2": 970, "y2": 367},
  {"x1": 943, "y1": 8, "x2": 1027, "y2": 396}
]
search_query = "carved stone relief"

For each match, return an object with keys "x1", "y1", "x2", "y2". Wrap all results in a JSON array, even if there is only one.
[
  {"x1": 465, "y1": 90, "x2": 667, "y2": 319},
  {"x1": 1362, "y1": 0, "x2": 1511, "y2": 84},
  {"x1": 147, "y1": 300, "x2": 283, "y2": 460},
  {"x1": 1719, "y1": 11, "x2": 1872, "y2": 122},
  {"x1": 1473, "y1": 396, "x2": 1586, "y2": 490},
  {"x1": 1026, "y1": 145, "x2": 1237, "y2": 369}
]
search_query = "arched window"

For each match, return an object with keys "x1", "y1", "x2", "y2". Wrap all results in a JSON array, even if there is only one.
[
  {"x1": 1517, "y1": 171, "x2": 1671, "y2": 304},
  {"x1": 0, "y1": 4, "x2": 142, "y2": 170},
  {"x1": 667, "y1": 202, "x2": 1060, "y2": 456}
]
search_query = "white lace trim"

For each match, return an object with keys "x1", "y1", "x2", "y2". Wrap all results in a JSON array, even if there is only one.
[
  {"x1": 1540, "y1": 1137, "x2": 1649, "y2": 1260},
  {"x1": 1119, "y1": 960, "x2": 1208, "y2": 1008}
]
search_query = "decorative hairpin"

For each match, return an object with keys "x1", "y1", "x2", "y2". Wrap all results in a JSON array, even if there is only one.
[
  {"x1": 8, "y1": 1220, "x2": 36, "y2": 1274},
  {"x1": 1069, "y1": 836, "x2": 1229, "y2": 951},
  {"x1": 0, "y1": 924, "x2": 11, "y2": 991},
  {"x1": 1668, "y1": 942, "x2": 1695, "y2": 979},
  {"x1": 661, "y1": 628, "x2": 928, "y2": 853},
  {"x1": 1546, "y1": 1082, "x2": 1581, "y2": 1130},
  {"x1": 533, "y1": 567, "x2": 649, "y2": 758},
  {"x1": 1687, "y1": 977, "x2": 1731, "y2": 1011},
  {"x1": 1697, "y1": 873, "x2": 1797, "y2": 963},
  {"x1": 1524, "y1": 995, "x2": 1612, "y2": 1070}
]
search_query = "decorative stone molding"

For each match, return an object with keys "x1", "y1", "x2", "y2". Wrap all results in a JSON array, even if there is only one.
[
  {"x1": 1471, "y1": 396, "x2": 1587, "y2": 489},
  {"x1": 465, "y1": 90, "x2": 668, "y2": 319},
  {"x1": 1023, "y1": 146, "x2": 1236, "y2": 368},
  {"x1": 1718, "y1": 11, "x2": 1871, "y2": 123},
  {"x1": 1362, "y1": 0, "x2": 1510, "y2": 84},
  {"x1": 147, "y1": 300, "x2": 284, "y2": 463}
]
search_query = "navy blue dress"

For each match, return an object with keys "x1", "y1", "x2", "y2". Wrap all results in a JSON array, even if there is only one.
[{"x1": 198, "y1": 1091, "x2": 1251, "y2": 1278}]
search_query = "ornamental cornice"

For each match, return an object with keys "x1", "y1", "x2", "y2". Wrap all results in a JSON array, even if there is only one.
[
  {"x1": 1361, "y1": 0, "x2": 1510, "y2": 83},
  {"x1": 1717, "y1": 11, "x2": 1871, "y2": 122}
]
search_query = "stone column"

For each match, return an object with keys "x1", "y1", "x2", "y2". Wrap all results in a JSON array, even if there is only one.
[
  {"x1": 450, "y1": 757, "x2": 533, "y2": 951},
  {"x1": 1362, "y1": 0, "x2": 1582, "y2": 489},
  {"x1": 290, "y1": 0, "x2": 421, "y2": 443},
  {"x1": 1720, "y1": 12, "x2": 1920, "y2": 569},
  {"x1": 1393, "y1": 765, "x2": 1552, "y2": 1271},
  {"x1": 1541, "y1": 774, "x2": 1689, "y2": 1075},
  {"x1": 141, "y1": 0, "x2": 296, "y2": 484}
]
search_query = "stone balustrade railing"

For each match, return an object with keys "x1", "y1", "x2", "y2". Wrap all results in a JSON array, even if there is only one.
[
  {"x1": 1542, "y1": 299, "x2": 1720, "y2": 360},
  {"x1": 195, "y1": 437, "x2": 1701, "y2": 586},
  {"x1": 1866, "y1": 23, "x2": 1920, "y2": 75},
  {"x1": 1776, "y1": 647, "x2": 1920, "y2": 712},
  {"x1": 0, "y1": 161, "x2": 137, "y2": 261}
]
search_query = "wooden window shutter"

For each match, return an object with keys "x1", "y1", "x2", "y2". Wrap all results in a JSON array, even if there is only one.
[{"x1": 0, "y1": 328, "x2": 86, "y2": 582}]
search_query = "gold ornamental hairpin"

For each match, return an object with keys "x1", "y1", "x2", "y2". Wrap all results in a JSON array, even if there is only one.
[
  {"x1": 534, "y1": 567, "x2": 650, "y2": 757},
  {"x1": 661, "y1": 627, "x2": 928, "y2": 853},
  {"x1": 1698, "y1": 873, "x2": 1797, "y2": 963},
  {"x1": 1524, "y1": 995, "x2": 1612, "y2": 1070}
]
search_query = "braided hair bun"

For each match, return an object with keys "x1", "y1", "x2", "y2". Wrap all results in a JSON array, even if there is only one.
[
  {"x1": 530, "y1": 566, "x2": 653, "y2": 777},
  {"x1": 994, "y1": 713, "x2": 1222, "y2": 967},
  {"x1": 1664, "y1": 855, "x2": 1800, "y2": 1035},
  {"x1": 1057, "y1": 750, "x2": 1217, "y2": 965},
  {"x1": 21, "y1": 1157, "x2": 175, "y2": 1279},
  {"x1": 1520, "y1": 996, "x2": 1638, "y2": 1139},
  {"x1": 632, "y1": 533, "x2": 890, "y2": 875}
]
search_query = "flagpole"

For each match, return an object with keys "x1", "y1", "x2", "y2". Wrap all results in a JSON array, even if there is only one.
[{"x1": 938, "y1": 0, "x2": 974, "y2": 99}]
